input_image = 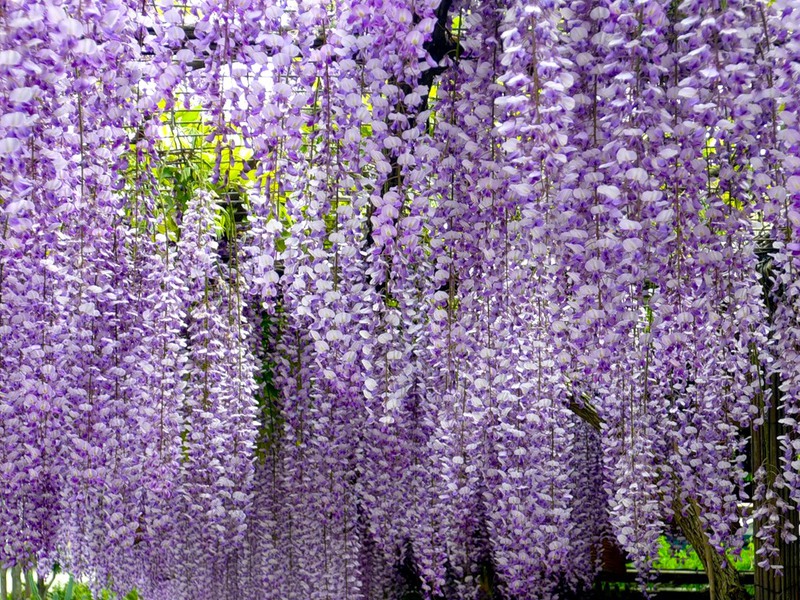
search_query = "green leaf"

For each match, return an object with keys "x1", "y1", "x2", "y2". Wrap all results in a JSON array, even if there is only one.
[
  {"x1": 26, "y1": 570, "x2": 41, "y2": 600},
  {"x1": 64, "y1": 576, "x2": 75, "y2": 600},
  {"x1": 174, "y1": 108, "x2": 201, "y2": 126}
]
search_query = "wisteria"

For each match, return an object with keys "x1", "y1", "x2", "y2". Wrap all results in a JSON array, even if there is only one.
[{"x1": 1, "y1": 0, "x2": 799, "y2": 598}]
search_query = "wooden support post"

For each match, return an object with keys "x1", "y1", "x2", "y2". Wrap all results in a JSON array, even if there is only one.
[{"x1": 751, "y1": 374, "x2": 800, "y2": 600}]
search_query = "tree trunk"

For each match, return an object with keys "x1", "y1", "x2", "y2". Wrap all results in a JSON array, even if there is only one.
[
  {"x1": 671, "y1": 496, "x2": 750, "y2": 600},
  {"x1": 10, "y1": 566, "x2": 21, "y2": 600}
]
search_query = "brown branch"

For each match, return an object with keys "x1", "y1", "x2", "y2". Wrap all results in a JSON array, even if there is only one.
[{"x1": 568, "y1": 395, "x2": 604, "y2": 432}]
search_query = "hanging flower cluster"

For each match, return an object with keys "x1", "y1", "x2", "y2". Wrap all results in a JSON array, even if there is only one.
[{"x1": 2, "y1": 0, "x2": 800, "y2": 598}]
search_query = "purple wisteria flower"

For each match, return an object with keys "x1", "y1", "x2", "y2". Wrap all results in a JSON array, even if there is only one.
[{"x1": 1, "y1": 0, "x2": 799, "y2": 598}]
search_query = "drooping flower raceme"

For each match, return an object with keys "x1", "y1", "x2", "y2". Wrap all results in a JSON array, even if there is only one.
[{"x1": 2, "y1": 0, "x2": 800, "y2": 598}]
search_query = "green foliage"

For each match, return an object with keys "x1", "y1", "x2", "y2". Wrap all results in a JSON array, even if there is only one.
[
  {"x1": 600, "y1": 581, "x2": 710, "y2": 593},
  {"x1": 25, "y1": 571, "x2": 41, "y2": 600},
  {"x1": 48, "y1": 581, "x2": 138, "y2": 600},
  {"x1": 733, "y1": 541, "x2": 755, "y2": 572},
  {"x1": 254, "y1": 309, "x2": 284, "y2": 463},
  {"x1": 63, "y1": 577, "x2": 74, "y2": 600},
  {"x1": 125, "y1": 100, "x2": 258, "y2": 244},
  {"x1": 653, "y1": 535, "x2": 754, "y2": 572},
  {"x1": 654, "y1": 536, "x2": 705, "y2": 571},
  {"x1": 49, "y1": 581, "x2": 91, "y2": 600}
]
